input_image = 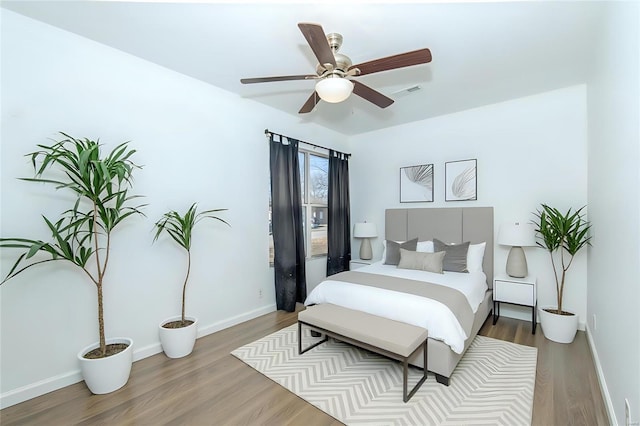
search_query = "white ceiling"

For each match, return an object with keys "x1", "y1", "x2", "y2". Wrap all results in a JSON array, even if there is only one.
[{"x1": 2, "y1": 1, "x2": 602, "y2": 136}]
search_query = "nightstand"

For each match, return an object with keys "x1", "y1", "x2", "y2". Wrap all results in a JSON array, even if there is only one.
[
  {"x1": 493, "y1": 274, "x2": 537, "y2": 334},
  {"x1": 350, "y1": 259, "x2": 372, "y2": 270}
]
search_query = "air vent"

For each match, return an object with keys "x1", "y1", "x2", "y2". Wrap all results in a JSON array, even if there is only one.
[{"x1": 391, "y1": 85, "x2": 422, "y2": 97}]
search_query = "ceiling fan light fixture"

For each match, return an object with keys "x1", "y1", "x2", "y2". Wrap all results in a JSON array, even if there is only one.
[
  {"x1": 315, "y1": 76, "x2": 354, "y2": 103},
  {"x1": 241, "y1": 23, "x2": 431, "y2": 113}
]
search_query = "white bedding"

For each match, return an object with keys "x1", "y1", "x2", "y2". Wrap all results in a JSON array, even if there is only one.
[{"x1": 304, "y1": 261, "x2": 488, "y2": 354}]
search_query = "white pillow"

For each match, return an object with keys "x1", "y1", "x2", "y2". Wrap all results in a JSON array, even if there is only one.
[
  {"x1": 467, "y1": 242, "x2": 486, "y2": 273},
  {"x1": 416, "y1": 240, "x2": 434, "y2": 253},
  {"x1": 381, "y1": 239, "x2": 391, "y2": 263}
]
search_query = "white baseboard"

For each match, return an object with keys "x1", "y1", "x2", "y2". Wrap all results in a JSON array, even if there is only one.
[
  {"x1": 0, "y1": 303, "x2": 278, "y2": 410},
  {"x1": 197, "y1": 303, "x2": 277, "y2": 338},
  {"x1": 585, "y1": 323, "x2": 617, "y2": 425},
  {"x1": 498, "y1": 306, "x2": 587, "y2": 330},
  {"x1": 0, "y1": 371, "x2": 82, "y2": 410},
  {"x1": 133, "y1": 342, "x2": 165, "y2": 361}
]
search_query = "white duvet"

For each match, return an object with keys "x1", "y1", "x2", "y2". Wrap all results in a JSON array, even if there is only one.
[{"x1": 304, "y1": 261, "x2": 488, "y2": 354}]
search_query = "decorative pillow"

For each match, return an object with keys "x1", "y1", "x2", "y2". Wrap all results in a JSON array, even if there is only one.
[
  {"x1": 416, "y1": 240, "x2": 434, "y2": 253},
  {"x1": 381, "y1": 239, "x2": 396, "y2": 263},
  {"x1": 467, "y1": 242, "x2": 486, "y2": 273},
  {"x1": 381, "y1": 239, "x2": 391, "y2": 263},
  {"x1": 397, "y1": 249, "x2": 445, "y2": 274},
  {"x1": 433, "y1": 239, "x2": 470, "y2": 273},
  {"x1": 384, "y1": 238, "x2": 418, "y2": 265}
]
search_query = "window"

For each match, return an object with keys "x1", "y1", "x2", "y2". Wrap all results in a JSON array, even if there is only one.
[
  {"x1": 268, "y1": 149, "x2": 329, "y2": 265},
  {"x1": 307, "y1": 153, "x2": 329, "y2": 257}
]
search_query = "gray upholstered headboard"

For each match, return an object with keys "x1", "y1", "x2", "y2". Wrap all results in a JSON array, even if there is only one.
[{"x1": 385, "y1": 207, "x2": 494, "y2": 287}]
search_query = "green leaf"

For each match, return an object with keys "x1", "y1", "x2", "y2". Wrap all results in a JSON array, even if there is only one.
[
  {"x1": 531, "y1": 203, "x2": 591, "y2": 312},
  {"x1": 26, "y1": 241, "x2": 47, "y2": 259},
  {"x1": 1, "y1": 132, "x2": 145, "y2": 294}
]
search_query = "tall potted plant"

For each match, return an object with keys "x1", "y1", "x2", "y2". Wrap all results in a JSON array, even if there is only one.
[
  {"x1": 153, "y1": 203, "x2": 229, "y2": 358},
  {"x1": 532, "y1": 204, "x2": 591, "y2": 343},
  {"x1": 0, "y1": 133, "x2": 145, "y2": 393}
]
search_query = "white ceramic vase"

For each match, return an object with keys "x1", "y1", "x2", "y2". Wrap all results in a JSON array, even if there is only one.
[
  {"x1": 159, "y1": 316, "x2": 198, "y2": 358},
  {"x1": 538, "y1": 306, "x2": 579, "y2": 344},
  {"x1": 77, "y1": 337, "x2": 133, "y2": 394}
]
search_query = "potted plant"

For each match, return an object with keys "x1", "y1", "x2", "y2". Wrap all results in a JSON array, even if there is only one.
[
  {"x1": 532, "y1": 204, "x2": 591, "y2": 343},
  {"x1": 0, "y1": 133, "x2": 145, "y2": 393},
  {"x1": 153, "y1": 203, "x2": 229, "y2": 358}
]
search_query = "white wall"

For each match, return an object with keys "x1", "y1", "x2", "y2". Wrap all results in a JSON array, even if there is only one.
[
  {"x1": 587, "y1": 3, "x2": 640, "y2": 425},
  {"x1": 348, "y1": 86, "x2": 589, "y2": 324},
  {"x1": 3, "y1": 4, "x2": 637, "y2": 421},
  {"x1": 0, "y1": 10, "x2": 347, "y2": 407}
]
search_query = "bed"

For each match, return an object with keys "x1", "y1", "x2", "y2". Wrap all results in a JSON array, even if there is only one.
[{"x1": 305, "y1": 207, "x2": 494, "y2": 385}]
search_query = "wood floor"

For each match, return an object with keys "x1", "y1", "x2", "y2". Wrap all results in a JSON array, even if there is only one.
[{"x1": 1, "y1": 305, "x2": 609, "y2": 425}]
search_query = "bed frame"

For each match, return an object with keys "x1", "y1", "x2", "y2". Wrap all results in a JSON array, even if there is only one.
[{"x1": 385, "y1": 207, "x2": 494, "y2": 385}]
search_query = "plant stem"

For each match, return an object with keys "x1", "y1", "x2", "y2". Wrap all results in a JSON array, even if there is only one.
[
  {"x1": 549, "y1": 251, "x2": 561, "y2": 313},
  {"x1": 182, "y1": 251, "x2": 191, "y2": 325},
  {"x1": 558, "y1": 246, "x2": 568, "y2": 314},
  {"x1": 93, "y1": 202, "x2": 103, "y2": 282},
  {"x1": 97, "y1": 282, "x2": 105, "y2": 354},
  {"x1": 92, "y1": 201, "x2": 106, "y2": 356},
  {"x1": 559, "y1": 268, "x2": 566, "y2": 314}
]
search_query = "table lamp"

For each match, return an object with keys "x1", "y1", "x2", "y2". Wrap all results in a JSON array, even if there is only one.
[
  {"x1": 498, "y1": 222, "x2": 536, "y2": 278},
  {"x1": 353, "y1": 222, "x2": 377, "y2": 260}
]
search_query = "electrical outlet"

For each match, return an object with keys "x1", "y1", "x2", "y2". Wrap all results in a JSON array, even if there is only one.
[
  {"x1": 592, "y1": 314, "x2": 597, "y2": 331},
  {"x1": 258, "y1": 289, "x2": 263, "y2": 299},
  {"x1": 625, "y1": 398, "x2": 630, "y2": 426}
]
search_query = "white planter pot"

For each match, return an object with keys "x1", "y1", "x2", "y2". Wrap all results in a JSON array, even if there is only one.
[
  {"x1": 159, "y1": 316, "x2": 198, "y2": 358},
  {"x1": 77, "y1": 337, "x2": 133, "y2": 394},
  {"x1": 539, "y1": 306, "x2": 579, "y2": 344}
]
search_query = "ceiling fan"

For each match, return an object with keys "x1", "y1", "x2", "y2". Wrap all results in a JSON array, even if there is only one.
[{"x1": 240, "y1": 23, "x2": 432, "y2": 114}]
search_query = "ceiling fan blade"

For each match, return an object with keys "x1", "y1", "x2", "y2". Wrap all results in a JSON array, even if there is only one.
[
  {"x1": 298, "y1": 23, "x2": 336, "y2": 68},
  {"x1": 350, "y1": 48, "x2": 432, "y2": 76},
  {"x1": 352, "y1": 81, "x2": 394, "y2": 108},
  {"x1": 241, "y1": 74, "x2": 317, "y2": 84},
  {"x1": 299, "y1": 91, "x2": 320, "y2": 114}
]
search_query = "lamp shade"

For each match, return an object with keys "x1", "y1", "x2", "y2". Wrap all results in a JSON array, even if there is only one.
[
  {"x1": 315, "y1": 77, "x2": 354, "y2": 103},
  {"x1": 353, "y1": 222, "x2": 377, "y2": 238},
  {"x1": 498, "y1": 222, "x2": 536, "y2": 247}
]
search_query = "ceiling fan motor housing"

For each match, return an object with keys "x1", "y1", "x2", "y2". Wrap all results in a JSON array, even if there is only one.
[{"x1": 316, "y1": 33, "x2": 352, "y2": 77}]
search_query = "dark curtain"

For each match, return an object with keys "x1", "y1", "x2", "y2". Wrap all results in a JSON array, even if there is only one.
[
  {"x1": 269, "y1": 135, "x2": 306, "y2": 311},
  {"x1": 326, "y1": 150, "x2": 351, "y2": 276}
]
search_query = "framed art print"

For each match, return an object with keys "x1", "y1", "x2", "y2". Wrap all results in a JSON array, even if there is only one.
[
  {"x1": 445, "y1": 159, "x2": 477, "y2": 201},
  {"x1": 400, "y1": 164, "x2": 434, "y2": 203}
]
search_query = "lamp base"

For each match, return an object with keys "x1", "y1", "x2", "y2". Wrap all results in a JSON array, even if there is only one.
[
  {"x1": 506, "y1": 246, "x2": 528, "y2": 278},
  {"x1": 359, "y1": 238, "x2": 373, "y2": 260}
]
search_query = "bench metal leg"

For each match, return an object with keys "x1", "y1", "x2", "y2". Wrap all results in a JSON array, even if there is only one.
[
  {"x1": 403, "y1": 338, "x2": 429, "y2": 402},
  {"x1": 299, "y1": 319, "x2": 428, "y2": 402},
  {"x1": 298, "y1": 321, "x2": 328, "y2": 355}
]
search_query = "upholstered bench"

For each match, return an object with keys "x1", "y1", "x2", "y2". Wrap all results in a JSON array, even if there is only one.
[{"x1": 298, "y1": 303, "x2": 428, "y2": 402}]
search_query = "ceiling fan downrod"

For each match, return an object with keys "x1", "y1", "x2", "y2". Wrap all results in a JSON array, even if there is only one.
[{"x1": 316, "y1": 33, "x2": 352, "y2": 78}]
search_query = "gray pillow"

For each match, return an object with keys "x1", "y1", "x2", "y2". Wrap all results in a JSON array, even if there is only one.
[
  {"x1": 397, "y1": 249, "x2": 445, "y2": 274},
  {"x1": 433, "y1": 239, "x2": 470, "y2": 273},
  {"x1": 384, "y1": 238, "x2": 418, "y2": 265}
]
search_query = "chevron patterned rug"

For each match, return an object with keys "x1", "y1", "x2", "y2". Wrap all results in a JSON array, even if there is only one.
[{"x1": 232, "y1": 324, "x2": 537, "y2": 426}]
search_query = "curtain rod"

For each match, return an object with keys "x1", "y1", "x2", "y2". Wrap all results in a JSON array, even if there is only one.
[{"x1": 264, "y1": 129, "x2": 350, "y2": 158}]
